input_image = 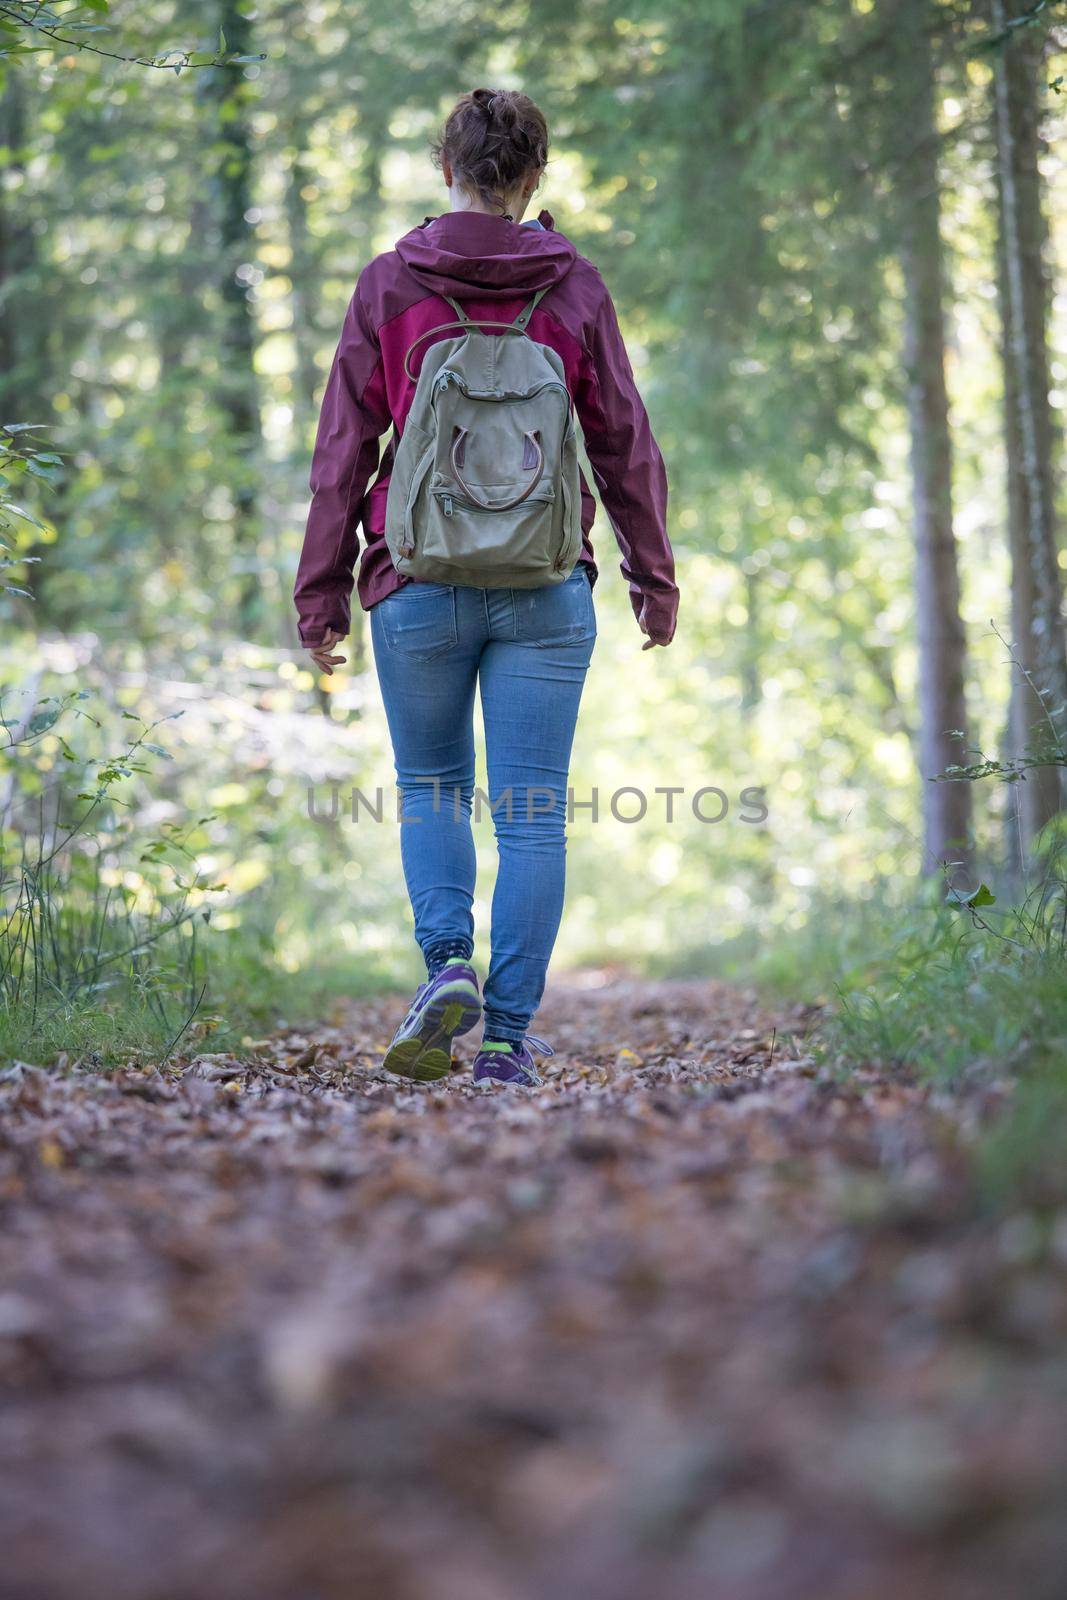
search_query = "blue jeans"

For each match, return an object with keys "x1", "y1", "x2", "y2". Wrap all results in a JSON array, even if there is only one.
[{"x1": 370, "y1": 567, "x2": 596, "y2": 1039}]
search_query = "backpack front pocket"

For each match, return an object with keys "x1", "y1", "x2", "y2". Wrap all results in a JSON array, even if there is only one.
[{"x1": 421, "y1": 480, "x2": 564, "y2": 581}]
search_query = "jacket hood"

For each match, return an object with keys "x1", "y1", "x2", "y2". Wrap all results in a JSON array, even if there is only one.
[{"x1": 394, "y1": 209, "x2": 577, "y2": 301}]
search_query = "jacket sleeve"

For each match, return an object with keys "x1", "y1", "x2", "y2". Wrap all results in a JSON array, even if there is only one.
[
  {"x1": 293, "y1": 275, "x2": 391, "y2": 647},
  {"x1": 574, "y1": 279, "x2": 678, "y2": 644}
]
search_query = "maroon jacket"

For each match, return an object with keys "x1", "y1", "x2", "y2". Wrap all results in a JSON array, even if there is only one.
[{"x1": 294, "y1": 209, "x2": 678, "y2": 648}]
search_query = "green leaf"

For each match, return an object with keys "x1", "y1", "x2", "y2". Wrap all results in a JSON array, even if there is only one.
[
  {"x1": 2, "y1": 504, "x2": 46, "y2": 529},
  {"x1": 967, "y1": 884, "x2": 996, "y2": 908}
]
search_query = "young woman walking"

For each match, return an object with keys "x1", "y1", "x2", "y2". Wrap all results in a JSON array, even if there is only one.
[{"x1": 294, "y1": 88, "x2": 678, "y2": 1087}]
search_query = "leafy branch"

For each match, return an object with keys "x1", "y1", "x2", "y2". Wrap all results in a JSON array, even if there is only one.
[
  {"x1": 934, "y1": 621, "x2": 1066, "y2": 789},
  {"x1": 0, "y1": 1, "x2": 264, "y2": 73},
  {"x1": 976, "y1": 0, "x2": 1066, "y2": 53},
  {"x1": 0, "y1": 423, "x2": 58, "y2": 605}
]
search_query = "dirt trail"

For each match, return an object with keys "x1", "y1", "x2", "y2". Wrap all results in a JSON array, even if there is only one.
[{"x1": 1, "y1": 975, "x2": 1065, "y2": 1600}]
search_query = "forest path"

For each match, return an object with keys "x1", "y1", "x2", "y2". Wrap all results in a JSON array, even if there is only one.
[{"x1": 1, "y1": 975, "x2": 1065, "y2": 1600}]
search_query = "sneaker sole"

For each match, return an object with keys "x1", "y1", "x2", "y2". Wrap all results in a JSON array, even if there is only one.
[
  {"x1": 472, "y1": 1071, "x2": 541, "y2": 1089},
  {"x1": 382, "y1": 980, "x2": 482, "y2": 1083}
]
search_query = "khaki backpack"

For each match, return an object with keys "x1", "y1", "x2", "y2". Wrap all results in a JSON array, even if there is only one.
[{"x1": 384, "y1": 288, "x2": 583, "y2": 588}]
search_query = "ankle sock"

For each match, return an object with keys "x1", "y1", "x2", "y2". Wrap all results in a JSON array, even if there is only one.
[{"x1": 424, "y1": 937, "x2": 474, "y2": 980}]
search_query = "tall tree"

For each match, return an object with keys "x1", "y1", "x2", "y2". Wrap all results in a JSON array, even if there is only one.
[
  {"x1": 198, "y1": 0, "x2": 261, "y2": 630},
  {"x1": 895, "y1": 0, "x2": 973, "y2": 881},
  {"x1": 0, "y1": 75, "x2": 47, "y2": 421},
  {"x1": 895, "y1": 0, "x2": 979, "y2": 876},
  {"x1": 990, "y1": 0, "x2": 1067, "y2": 856},
  {"x1": 282, "y1": 122, "x2": 324, "y2": 433}
]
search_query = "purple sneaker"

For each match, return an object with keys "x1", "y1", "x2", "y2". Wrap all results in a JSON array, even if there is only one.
[
  {"x1": 382, "y1": 962, "x2": 482, "y2": 1082},
  {"x1": 472, "y1": 1034, "x2": 554, "y2": 1088}
]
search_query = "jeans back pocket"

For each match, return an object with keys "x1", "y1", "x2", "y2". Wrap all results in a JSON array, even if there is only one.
[
  {"x1": 512, "y1": 566, "x2": 596, "y2": 648},
  {"x1": 380, "y1": 583, "x2": 458, "y2": 661}
]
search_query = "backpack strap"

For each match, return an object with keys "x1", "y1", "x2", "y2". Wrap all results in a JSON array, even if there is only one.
[
  {"x1": 444, "y1": 287, "x2": 549, "y2": 331},
  {"x1": 513, "y1": 286, "x2": 550, "y2": 331},
  {"x1": 404, "y1": 317, "x2": 524, "y2": 382},
  {"x1": 402, "y1": 287, "x2": 552, "y2": 382}
]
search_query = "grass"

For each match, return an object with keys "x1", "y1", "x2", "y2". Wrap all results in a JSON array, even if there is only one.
[
  {"x1": 199, "y1": 919, "x2": 408, "y2": 1045},
  {"x1": 1, "y1": 719, "x2": 414, "y2": 1067},
  {"x1": 0, "y1": 993, "x2": 194, "y2": 1068},
  {"x1": 0, "y1": 912, "x2": 409, "y2": 1068},
  {"x1": 647, "y1": 882, "x2": 1066, "y2": 1076},
  {"x1": 645, "y1": 875, "x2": 1067, "y2": 1205}
]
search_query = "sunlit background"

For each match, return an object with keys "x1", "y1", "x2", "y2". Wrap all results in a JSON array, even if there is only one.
[{"x1": 4, "y1": 0, "x2": 1067, "y2": 1048}]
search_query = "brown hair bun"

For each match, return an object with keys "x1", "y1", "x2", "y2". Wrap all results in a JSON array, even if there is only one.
[{"x1": 433, "y1": 88, "x2": 549, "y2": 213}]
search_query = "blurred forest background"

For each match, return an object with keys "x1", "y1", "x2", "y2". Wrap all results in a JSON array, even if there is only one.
[{"x1": 2, "y1": 0, "x2": 1066, "y2": 1072}]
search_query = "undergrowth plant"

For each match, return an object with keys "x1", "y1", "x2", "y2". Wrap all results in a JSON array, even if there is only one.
[{"x1": 0, "y1": 693, "x2": 223, "y2": 1064}]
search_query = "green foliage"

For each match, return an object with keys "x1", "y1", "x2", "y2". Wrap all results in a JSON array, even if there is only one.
[
  {"x1": 824, "y1": 913, "x2": 1067, "y2": 1082},
  {"x1": 0, "y1": 698, "x2": 210, "y2": 1056},
  {"x1": 976, "y1": 0, "x2": 1067, "y2": 55},
  {"x1": 0, "y1": 424, "x2": 57, "y2": 604},
  {"x1": 0, "y1": 1, "x2": 264, "y2": 83},
  {"x1": 788, "y1": 875, "x2": 1067, "y2": 1202},
  {"x1": 201, "y1": 908, "x2": 402, "y2": 1044},
  {"x1": 0, "y1": 673, "x2": 410, "y2": 1064}
]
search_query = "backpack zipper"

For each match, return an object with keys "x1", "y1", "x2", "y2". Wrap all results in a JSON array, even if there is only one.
[
  {"x1": 433, "y1": 376, "x2": 571, "y2": 409},
  {"x1": 435, "y1": 486, "x2": 554, "y2": 518}
]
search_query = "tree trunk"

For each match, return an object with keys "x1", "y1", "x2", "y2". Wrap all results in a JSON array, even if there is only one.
[
  {"x1": 991, "y1": 0, "x2": 1066, "y2": 855},
  {"x1": 0, "y1": 75, "x2": 56, "y2": 428},
  {"x1": 997, "y1": 170, "x2": 1061, "y2": 872},
  {"x1": 198, "y1": 0, "x2": 261, "y2": 631},
  {"x1": 0, "y1": 75, "x2": 38, "y2": 419},
  {"x1": 897, "y1": 0, "x2": 973, "y2": 883},
  {"x1": 1, "y1": 75, "x2": 66, "y2": 622},
  {"x1": 283, "y1": 133, "x2": 323, "y2": 433}
]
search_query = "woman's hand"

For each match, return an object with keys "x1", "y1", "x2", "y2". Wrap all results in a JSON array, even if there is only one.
[
  {"x1": 638, "y1": 600, "x2": 673, "y2": 651},
  {"x1": 307, "y1": 628, "x2": 346, "y2": 675}
]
